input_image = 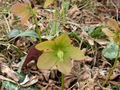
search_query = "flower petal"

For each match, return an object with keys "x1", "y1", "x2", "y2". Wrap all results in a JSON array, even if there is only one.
[
  {"x1": 57, "y1": 60, "x2": 72, "y2": 75},
  {"x1": 65, "y1": 46, "x2": 85, "y2": 61},
  {"x1": 37, "y1": 52, "x2": 58, "y2": 70},
  {"x1": 55, "y1": 34, "x2": 72, "y2": 47},
  {"x1": 35, "y1": 41, "x2": 55, "y2": 51}
]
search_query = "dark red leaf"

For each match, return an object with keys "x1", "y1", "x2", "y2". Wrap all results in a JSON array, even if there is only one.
[{"x1": 23, "y1": 46, "x2": 42, "y2": 67}]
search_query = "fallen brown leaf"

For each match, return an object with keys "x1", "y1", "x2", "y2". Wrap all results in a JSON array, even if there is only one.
[
  {"x1": 20, "y1": 75, "x2": 39, "y2": 87},
  {"x1": 0, "y1": 63, "x2": 19, "y2": 82},
  {"x1": 0, "y1": 75, "x2": 16, "y2": 83}
]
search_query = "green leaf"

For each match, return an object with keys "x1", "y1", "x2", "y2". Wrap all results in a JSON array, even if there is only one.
[
  {"x1": 81, "y1": 26, "x2": 97, "y2": 34},
  {"x1": 8, "y1": 29, "x2": 22, "y2": 39},
  {"x1": 18, "y1": 56, "x2": 27, "y2": 73},
  {"x1": 2, "y1": 73, "x2": 26, "y2": 90},
  {"x1": 17, "y1": 30, "x2": 38, "y2": 38},
  {"x1": 8, "y1": 29, "x2": 39, "y2": 39},
  {"x1": 102, "y1": 42, "x2": 120, "y2": 60},
  {"x1": 62, "y1": 1, "x2": 69, "y2": 12},
  {"x1": 2, "y1": 81, "x2": 17, "y2": 90},
  {"x1": 49, "y1": 22, "x2": 60, "y2": 36},
  {"x1": 90, "y1": 27, "x2": 107, "y2": 40},
  {"x1": 2, "y1": 81, "x2": 39, "y2": 90},
  {"x1": 16, "y1": 72, "x2": 25, "y2": 83}
]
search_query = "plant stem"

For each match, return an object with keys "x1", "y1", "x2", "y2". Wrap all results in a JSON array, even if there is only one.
[
  {"x1": 60, "y1": 0, "x2": 65, "y2": 24},
  {"x1": 31, "y1": 8, "x2": 41, "y2": 42},
  {"x1": 30, "y1": 7, "x2": 41, "y2": 41},
  {"x1": 102, "y1": 45, "x2": 120, "y2": 86},
  {"x1": 61, "y1": 73, "x2": 64, "y2": 90},
  {"x1": 33, "y1": 15, "x2": 41, "y2": 42}
]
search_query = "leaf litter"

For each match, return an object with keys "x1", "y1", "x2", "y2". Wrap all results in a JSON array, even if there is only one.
[{"x1": 0, "y1": 0, "x2": 120, "y2": 90}]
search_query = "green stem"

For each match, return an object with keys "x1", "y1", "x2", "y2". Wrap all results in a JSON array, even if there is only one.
[
  {"x1": 61, "y1": 0, "x2": 66, "y2": 24},
  {"x1": 33, "y1": 15, "x2": 41, "y2": 42},
  {"x1": 31, "y1": 9, "x2": 41, "y2": 42},
  {"x1": 102, "y1": 45, "x2": 120, "y2": 86},
  {"x1": 61, "y1": 73, "x2": 64, "y2": 90}
]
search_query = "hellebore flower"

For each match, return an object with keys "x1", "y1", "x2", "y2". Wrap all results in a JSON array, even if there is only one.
[{"x1": 35, "y1": 34, "x2": 85, "y2": 75}]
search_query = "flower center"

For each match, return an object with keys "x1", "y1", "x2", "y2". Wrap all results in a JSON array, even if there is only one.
[{"x1": 57, "y1": 49, "x2": 64, "y2": 62}]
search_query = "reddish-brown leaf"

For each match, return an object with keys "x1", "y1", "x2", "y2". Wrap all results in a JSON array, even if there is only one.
[{"x1": 23, "y1": 46, "x2": 42, "y2": 67}]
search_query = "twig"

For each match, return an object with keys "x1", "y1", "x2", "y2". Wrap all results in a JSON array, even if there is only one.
[{"x1": 3, "y1": 15, "x2": 11, "y2": 33}]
